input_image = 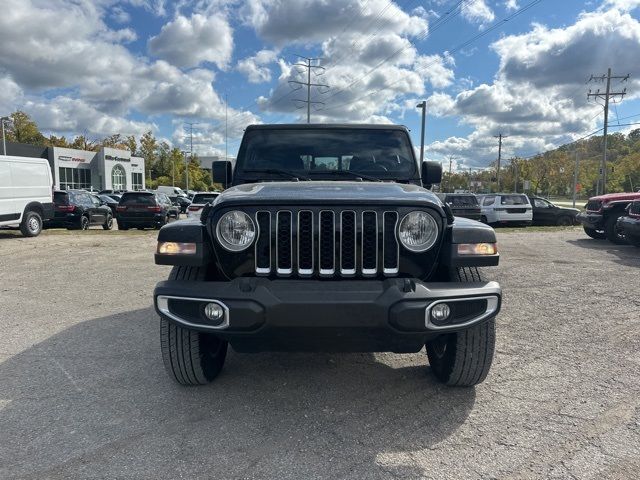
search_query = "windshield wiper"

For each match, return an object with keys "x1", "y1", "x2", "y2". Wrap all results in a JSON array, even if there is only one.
[
  {"x1": 242, "y1": 169, "x2": 309, "y2": 181},
  {"x1": 308, "y1": 170, "x2": 382, "y2": 182}
]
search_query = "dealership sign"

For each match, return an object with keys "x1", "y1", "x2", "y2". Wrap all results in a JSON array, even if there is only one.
[
  {"x1": 58, "y1": 155, "x2": 86, "y2": 163},
  {"x1": 105, "y1": 154, "x2": 130, "y2": 162}
]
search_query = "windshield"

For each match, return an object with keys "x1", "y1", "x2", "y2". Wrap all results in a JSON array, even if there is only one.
[
  {"x1": 236, "y1": 128, "x2": 418, "y2": 181},
  {"x1": 446, "y1": 195, "x2": 479, "y2": 207},
  {"x1": 192, "y1": 194, "x2": 219, "y2": 204},
  {"x1": 120, "y1": 193, "x2": 156, "y2": 205}
]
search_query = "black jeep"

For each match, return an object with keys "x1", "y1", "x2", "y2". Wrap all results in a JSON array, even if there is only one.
[{"x1": 153, "y1": 124, "x2": 502, "y2": 387}]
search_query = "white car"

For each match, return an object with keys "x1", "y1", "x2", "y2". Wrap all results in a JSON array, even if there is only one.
[
  {"x1": 156, "y1": 185, "x2": 188, "y2": 198},
  {"x1": 478, "y1": 193, "x2": 533, "y2": 226},
  {"x1": 0, "y1": 155, "x2": 54, "y2": 237},
  {"x1": 186, "y1": 192, "x2": 220, "y2": 219}
]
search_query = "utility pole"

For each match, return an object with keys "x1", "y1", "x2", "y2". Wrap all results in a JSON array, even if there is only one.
[
  {"x1": 512, "y1": 158, "x2": 518, "y2": 193},
  {"x1": 447, "y1": 155, "x2": 455, "y2": 192},
  {"x1": 573, "y1": 150, "x2": 580, "y2": 208},
  {"x1": 587, "y1": 68, "x2": 629, "y2": 195},
  {"x1": 184, "y1": 122, "x2": 198, "y2": 192},
  {"x1": 290, "y1": 55, "x2": 329, "y2": 123},
  {"x1": 493, "y1": 133, "x2": 508, "y2": 192},
  {"x1": 225, "y1": 94, "x2": 228, "y2": 163},
  {"x1": 416, "y1": 101, "x2": 426, "y2": 164}
]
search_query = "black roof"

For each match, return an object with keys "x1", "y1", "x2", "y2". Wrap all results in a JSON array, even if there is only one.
[{"x1": 245, "y1": 123, "x2": 409, "y2": 132}]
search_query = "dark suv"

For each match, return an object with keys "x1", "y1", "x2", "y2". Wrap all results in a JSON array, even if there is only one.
[
  {"x1": 46, "y1": 190, "x2": 113, "y2": 230},
  {"x1": 617, "y1": 200, "x2": 640, "y2": 247},
  {"x1": 116, "y1": 191, "x2": 179, "y2": 230},
  {"x1": 436, "y1": 193, "x2": 481, "y2": 220},
  {"x1": 154, "y1": 124, "x2": 502, "y2": 388}
]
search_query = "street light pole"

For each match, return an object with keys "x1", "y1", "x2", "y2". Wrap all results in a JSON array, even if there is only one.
[
  {"x1": 416, "y1": 101, "x2": 426, "y2": 164},
  {"x1": 1, "y1": 116, "x2": 10, "y2": 156}
]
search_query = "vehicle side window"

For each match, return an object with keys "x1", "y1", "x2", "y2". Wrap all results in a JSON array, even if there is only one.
[
  {"x1": 501, "y1": 195, "x2": 528, "y2": 205},
  {"x1": 534, "y1": 199, "x2": 549, "y2": 208},
  {"x1": 91, "y1": 196, "x2": 101, "y2": 206},
  {"x1": 483, "y1": 196, "x2": 495, "y2": 206},
  {"x1": 78, "y1": 193, "x2": 93, "y2": 207}
]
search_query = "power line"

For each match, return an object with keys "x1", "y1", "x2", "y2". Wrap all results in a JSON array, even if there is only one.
[{"x1": 323, "y1": 0, "x2": 544, "y2": 113}]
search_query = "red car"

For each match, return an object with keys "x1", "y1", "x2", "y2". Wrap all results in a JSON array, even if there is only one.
[{"x1": 576, "y1": 192, "x2": 640, "y2": 244}]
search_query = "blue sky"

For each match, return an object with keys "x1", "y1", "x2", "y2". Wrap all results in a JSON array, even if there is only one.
[{"x1": 1, "y1": 0, "x2": 640, "y2": 170}]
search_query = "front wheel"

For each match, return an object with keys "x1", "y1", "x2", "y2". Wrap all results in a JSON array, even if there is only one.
[
  {"x1": 583, "y1": 226, "x2": 605, "y2": 239},
  {"x1": 20, "y1": 211, "x2": 43, "y2": 237},
  {"x1": 160, "y1": 266, "x2": 228, "y2": 385},
  {"x1": 80, "y1": 215, "x2": 90, "y2": 230},
  {"x1": 426, "y1": 267, "x2": 496, "y2": 387},
  {"x1": 605, "y1": 213, "x2": 627, "y2": 245}
]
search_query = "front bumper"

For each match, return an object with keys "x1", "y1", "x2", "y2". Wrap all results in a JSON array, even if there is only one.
[
  {"x1": 618, "y1": 215, "x2": 640, "y2": 238},
  {"x1": 154, "y1": 278, "x2": 501, "y2": 353},
  {"x1": 577, "y1": 211, "x2": 603, "y2": 229}
]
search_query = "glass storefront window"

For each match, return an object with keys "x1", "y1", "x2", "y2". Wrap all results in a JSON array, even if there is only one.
[
  {"x1": 111, "y1": 164, "x2": 126, "y2": 191},
  {"x1": 59, "y1": 167, "x2": 91, "y2": 190}
]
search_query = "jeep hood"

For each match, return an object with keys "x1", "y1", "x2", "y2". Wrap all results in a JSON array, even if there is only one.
[
  {"x1": 588, "y1": 192, "x2": 640, "y2": 202},
  {"x1": 214, "y1": 181, "x2": 444, "y2": 208}
]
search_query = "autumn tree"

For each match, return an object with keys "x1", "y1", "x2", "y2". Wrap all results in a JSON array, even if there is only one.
[{"x1": 5, "y1": 111, "x2": 45, "y2": 145}]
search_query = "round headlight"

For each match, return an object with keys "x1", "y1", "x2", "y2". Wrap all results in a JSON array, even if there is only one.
[
  {"x1": 398, "y1": 211, "x2": 438, "y2": 252},
  {"x1": 216, "y1": 210, "x2": 256, "y2": 251}
]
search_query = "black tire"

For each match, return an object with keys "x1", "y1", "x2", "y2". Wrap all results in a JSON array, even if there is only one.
[
  {"x1": 583, "y1": 226, "x2": 605, "y2": 239},
  {"x1": 480, "y1": 215, "x2": 488, "y2": 224},
  {"x1": 604, "y1": 212, "x2": 627, "y2": 245},
  {"x1": 426, "y1": 266, "x2": 496, "y2": 387},
  {"x1": 160, "y1": 266, "x2": 228, "y2": 385},
  {"x1": 117, "y1": 221, "x2": 129, "y2": 230},
  {"x1": 155, "y1": 215, "x2": 168, "y2": 230},
  {"x1": 80, "y1": 215, "x2": 90, "y2": 230},
  {"x1": 103, "y1": 214, "x2": 113, "y2": 230},
  {"x1": 20, "y1": 211, "x2": 42, "y2": 237},
  {"x1": 556, "y1": 216, "x2": 573, "y2": 226}
]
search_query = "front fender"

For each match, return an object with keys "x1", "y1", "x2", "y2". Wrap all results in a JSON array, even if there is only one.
[
  {"x1": 443, "y1": 217, "x2": 499, "y2": 267},
  {"x1": 154, "y1": 220, "x2": 212, "y2": 267}
]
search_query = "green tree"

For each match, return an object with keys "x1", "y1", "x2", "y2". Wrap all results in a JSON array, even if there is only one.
[
  {"x1": 6, "y1": 111, "x2": 45, "y2": 145},
  {"x1": 139, "y1": 131, "x2": 157, "y2": 180},
  {"x1": 70, "y1": 135, "x2": 97, "y2": 151},
  {"x1": 45, "y1": 134, "x2": 70, "y2": 148},
  {"x1": 125, "y1": 135, "x2": 137, "y2": 155}
]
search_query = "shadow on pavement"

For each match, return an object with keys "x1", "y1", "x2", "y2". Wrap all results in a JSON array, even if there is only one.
[
  {"x1": 567, "y1": 238, "x2": 640, "y2": 268},
  {"x1": 0, "y1": 307, "x2": 475, "y2": 479}
]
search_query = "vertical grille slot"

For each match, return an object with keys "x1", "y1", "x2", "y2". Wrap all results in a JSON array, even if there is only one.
[
  {"x1": 276, "y1": 211, "x2": 292, "y2": 275},
  {"x1": 340, "y1": 211, "x2": 356, "y2": 275},
  {"x1": 255, "y1": 211, "x2": 271, "y2": 274},
  {"x1": 319, "y1": 211, "x2": 335, "y2": 275},
  {"x1": 383, "y1": 212, "x2": 399, "y2": 275},
  {"x1": 298, "y1": 210, "x2": 314, "y2": 275},
  {"x1": 362, "y1": 211, "x2": 378, "y2": 275}
]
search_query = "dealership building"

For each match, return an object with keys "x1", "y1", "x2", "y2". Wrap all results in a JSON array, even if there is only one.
[{"x1": 6, "y1": 142, "x2": 146, "y2": 191}]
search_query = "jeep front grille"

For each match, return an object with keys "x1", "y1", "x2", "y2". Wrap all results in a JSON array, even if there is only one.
[{"x1": 254, "y1": 209, "x2": 399, "y2": 277}]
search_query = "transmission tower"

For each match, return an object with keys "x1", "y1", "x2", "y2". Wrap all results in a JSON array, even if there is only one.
[
  {"x1": 289, "y1": 55, "x2": 329, "y2": 123},
  {"x1": 587, "y1": 68, "x2": 630, "y2": 195}
]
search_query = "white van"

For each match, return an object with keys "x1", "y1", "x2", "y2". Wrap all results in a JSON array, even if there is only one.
[
  {"x1": 0, "y1": 155, "x2": 54, "y2": 237},
  {"x1": 156, "y1": 186, "x2": 187, "y2": 198}
]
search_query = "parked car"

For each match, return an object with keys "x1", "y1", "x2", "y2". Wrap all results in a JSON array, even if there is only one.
[
  {"x1": 576, "y1": 192, "x2": 640, "y2": 244},
  {"x1": 156, "y1": 185, "x2": 188, "y2": 198},
  {"x1": 169, "y1": 194, "x2": 191, "y2": 214},
  {"x1": 187, "y1": 192, "x2": 220, "y2": 219},
  {"x1": 97, "y1": 194, "x2": 119, "y2": 215},
  {"x1": 99, "y1": 189, "x2": 125, "y2": 196},
  {"x1": 116, "y1": 191, "x2": 179, "y2": 230},
  {"x1": 478, "y1": 194, "x2": 533, "y2": 226},
  {"x1": 105, "y1": 193, "x2": 122, "y2": 202},
  {"x1": 528, "y1": 196, "x2": 579, "y2": 226},
  {"x1": 154, "y1": 123, "x2": 502, "y2": 388},
  {"x1": 46, "y1": 190, "x2": 113, "y2": 230},
  {"x1": 617, "y1": 200, "x2": 640, "y2": 247},
  {"x1": 436, "y1": 193, "x2": 481, "y2": 221},
  {"x1": 0, "y1": 155, "x2": 54, "y2": 237}
]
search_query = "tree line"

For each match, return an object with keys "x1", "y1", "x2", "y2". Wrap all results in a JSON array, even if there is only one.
[
  {"x1": 443, "y1": 129, "x2": 640, "y2": 198},
  {"x1": 3, "y1": 111, "x2": 220, "y2": 192}
]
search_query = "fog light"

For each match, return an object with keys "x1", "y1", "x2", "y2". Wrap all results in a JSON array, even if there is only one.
[
  {"x1": 204, "y1": 302, "x2": 225, "y2": 322},
  {"x1": 431, "y1": 303, "x2": 451, "y2": 323}
]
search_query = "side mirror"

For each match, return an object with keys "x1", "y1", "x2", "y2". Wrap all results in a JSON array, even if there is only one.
[
  {"x1": 212, "y1": 161, "x2": 232, "y2": 189},
  {"x1": 421, "y1": 161, "x2": 442, "y2": 188}
]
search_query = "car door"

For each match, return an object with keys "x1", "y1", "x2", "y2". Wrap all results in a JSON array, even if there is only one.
[
  {"x1": 481, "y1": 196, "x2": 496, "y2": 223},
  {"x1": 532, "y1": 198, "x2": 554, "y2": 225},
  {"x1": 88, "y1": 194, "x2": 105, "y2": 225}
]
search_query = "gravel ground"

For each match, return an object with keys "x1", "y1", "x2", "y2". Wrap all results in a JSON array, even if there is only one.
[{"x1": 0, "y1": 226, "x2": 638, "y2": 479}]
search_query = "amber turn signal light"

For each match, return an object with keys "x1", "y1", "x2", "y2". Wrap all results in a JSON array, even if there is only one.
[{"x1": 457, "y1": 243, "x2": 497, "y2": 255}]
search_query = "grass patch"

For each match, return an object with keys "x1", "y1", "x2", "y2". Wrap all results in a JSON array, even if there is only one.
[{"x1": 495, "y1": 225, "x2": 582, "y2": 233}]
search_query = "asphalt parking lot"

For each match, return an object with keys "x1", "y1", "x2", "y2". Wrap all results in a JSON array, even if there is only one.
[{"x1": 0, "y1": 227, "x2": 639, "y2": 479}]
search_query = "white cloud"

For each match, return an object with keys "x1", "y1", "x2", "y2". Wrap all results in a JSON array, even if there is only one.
[
  {"x1": 425, "y1": 5, "x2": 640, "y2": 165},
  {"x1": 148, "y1": 13, "x2": 233, "y2": 68},
  {"x1": 504, "y1": 0, "x2": 519, "y2": 11},
  {"x1": 461, "y1": 0, "x2": 495, "y2": 27},
  {"x1": 237, "y1": 49, "x2": 279, "y2": 83}
]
